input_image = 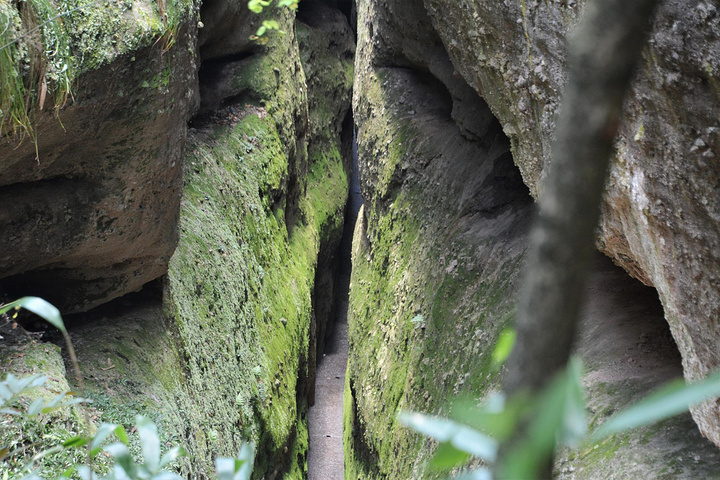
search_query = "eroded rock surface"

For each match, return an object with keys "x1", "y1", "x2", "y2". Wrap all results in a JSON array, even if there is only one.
[
  {"x1": 347, "y1": 0, "x2": 533, "y2": 476},
  {"x1": 1, "y1": 1, "x2": 355, "y2": 477},
  {"x1": 347, "y1": 0, "x2": 720, "y2": 477},
  {"x1": 422, "y1": 0, "x2": 720, "y2": 444},
  {"x1": 0, "y1": 5, "x2": 199, "y2": 313}
]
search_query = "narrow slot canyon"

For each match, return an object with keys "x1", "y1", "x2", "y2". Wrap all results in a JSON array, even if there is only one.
[
  {"x1": 2, "y1": 0, "x2": 720, "y2": 478},
  {"x1": 307, "y1": 129, "x2": 362, "y2": 479}
]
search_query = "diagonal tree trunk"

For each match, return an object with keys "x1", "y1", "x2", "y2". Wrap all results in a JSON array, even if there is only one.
[{"x1": 498, "y1": 0, "x2": 661, "y2": 477}]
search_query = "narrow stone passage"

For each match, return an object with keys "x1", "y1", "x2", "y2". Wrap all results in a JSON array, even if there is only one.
[
  {"x1": 307, "y1": 311, "x2": 348, "y2": 479},
  {"x1": 308, "y1": 132, "x2": 361, "y2": 479}
]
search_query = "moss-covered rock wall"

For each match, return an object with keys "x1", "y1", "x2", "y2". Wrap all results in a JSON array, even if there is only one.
[
  {"x1": 346, "y1": 0, "x2": 720, "y2": 478},
  {"x1": 0, "y1": 0, "x2": 199, "y2": 313},
  {"x1": 346, "y1": 1, "x2": 532, "y2": 476},
  {"x1": 1, "y1": 1, "x2": 354, "y2": 478}
]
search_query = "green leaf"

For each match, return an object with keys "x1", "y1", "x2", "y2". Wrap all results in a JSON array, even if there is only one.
[
  {"x1": 115, "y1": 425, "x2": 130, "y2": 445},
  {"x1": 215, "y1": 457, "x2": 238, "y2": 480},
  {"x1": 247, "y1": 0, "x2": 271, "y2": 13},
  {"x1": 57, "y1": 397, "x2": 88, "y2": 409},
  {"x1": 159, "y1": 446, "x2": 186, "y2": 469},
  {"x1": 454, "y1": 469, "x2": 493, "y2": 480},
  {"x1": 29, "y1": 376, "x2": 47, "y2": 388},
  {"x1": 0, "y1": 382, "x2": 13, "y2": 401},
  {"x1": 559, "y1": 357, "x2": 587, "y2": 447},
  {"x1": 216, "y1": 443, "x2": 256, "y2": 480},
  {"x1": 26, "y1": 445, "x2": 63, "y2": 469},
  {"x1": 27, "y1": 398, "x2": 44, "y2": 416},
  {"x1": 499, "y1": 360, "x2": 584, "y2": 479},
  {"x1": 90, "y1": 423, "x2": 119, "y2": 456},
  {"x1": 41, "y1": 391, "x2": 70, "y2": 412},
  {"x1": 491, "y1": 328, "x2": 516, "y2": 368},
  {"x1": 62, "y1": 436, "x2": 88, "y2": 449},
  {"x1": 593, "y1": 369, "x2": 720, "y2": 439},
  {"x1": 429, "y1": 442, "x2": 471, "y2": 470},
  {"x1": 76, "y1": 465, "x2": 93, "y2": 480},
  {"x1": 1, "y1": 297, "x2": 66, "y2": 333},
  {"x1": 6, "y1": 373, "x2": 19, "y2": 393},
  {"x1": 59, "y1": 465, "x2": 78, "y2": 478},
  {"x1": 399, "y1": 411, "x2": 498, "y2": 462},
  {"x1": 235, "y1": 442, "x2": 255, "y2": 480},
  {"x1": 449, "y1": 393, "x2": 527, "y2": 442},
  {"x1": 105, "y1": 442, "x2": 136, "y2": 478},
  {"x1": 137, "y1": 415, "x2": 161, "y2": 472},
  {"x1": 256, "y1": 25, "x2": 267, "y2": 36},
  {"x1": 0, "y1": 447, "x2": 8, "y2": 461}
]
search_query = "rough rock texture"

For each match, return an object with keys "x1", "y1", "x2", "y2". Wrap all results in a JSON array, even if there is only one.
[
  {"x1": 297, "y1": 0, "x2": 356, "y2": 404},
  {"x1": 161, "y1": 3, "x2": 354, "y2": 477},
  {"x1": 348, "y1": 0, "x2": 720, "y2": 477},
  {"x1": 422, "y1": 0, "x2": 720, "y2": 444},
  {"x1": 346, "y1": 1, "x2": 532, "y2": 476},
  {"x1": 556, "y1": 255, "x2": 720, "y2": 479},
  {"x1": 0, "y1": 0, "x2": 199, "y2": 313},
  {"x1": 1, "y1": 1, "x2": 354, "y2": 478}
]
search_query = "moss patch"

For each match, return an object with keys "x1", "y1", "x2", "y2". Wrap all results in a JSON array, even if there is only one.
[
  {"x1": 166, "y1": 104, "x2": 347, "y2": 477},
  {"x1": 0, "y1": 0, "x2": 196, "y2": 138},
  {"x1": 345, "y1": 64, "x2": 531, "y2": 478}
]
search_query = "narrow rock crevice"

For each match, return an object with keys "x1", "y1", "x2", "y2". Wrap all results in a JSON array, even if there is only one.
[{"x1": 308, "y1": 122, "x2": 362, "y2": 479}]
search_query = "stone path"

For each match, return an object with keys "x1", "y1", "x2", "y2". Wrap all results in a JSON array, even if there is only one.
[{"x1": 307, "y1": 308, "x2": 348, "y2": 479}]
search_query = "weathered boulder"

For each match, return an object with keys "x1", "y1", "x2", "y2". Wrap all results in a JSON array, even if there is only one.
[
  {"x1": 0, "y1": 0, "x2": 198, "y2": 313},
  {"x1": 422, "y1": 0, "x2": 720, "y2": 444}
]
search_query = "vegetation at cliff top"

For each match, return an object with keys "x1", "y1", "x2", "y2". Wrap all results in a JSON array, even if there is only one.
[{"x1": 0, "y1": 0, "x2": 193, "y2": 150}]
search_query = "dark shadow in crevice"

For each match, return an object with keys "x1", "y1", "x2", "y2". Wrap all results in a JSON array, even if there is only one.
[
  {"x1": 62, "y1": 278, "x2": 164, "y2": 331},
  {"x1": 323, "y1": 118, "x2": 362, "y2": 357},
  {"x1": 578, "y1": 253, "x2": 683, "y2": 380},
  {"x1": 308, "y1": 108, "x2": 358, "y2": 406},
  {"x1": 297, "y1": 0, "x2": 355, "y2": 28}
]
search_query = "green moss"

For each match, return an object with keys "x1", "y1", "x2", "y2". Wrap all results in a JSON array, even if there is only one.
[
  {"x1": 345, "y1": 65, "x2": 527, "y2": 478},
  {"x1": 166, "y1": 100, "x2": 348, "y2": 477},
  {"x1": 0, "y1": 0, "x2": 195, "y2": 139}
]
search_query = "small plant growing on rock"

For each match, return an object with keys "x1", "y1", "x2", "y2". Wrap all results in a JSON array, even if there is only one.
[
  {"x1": 400, "y1": 334, "x2": 720, "y2": 479},
  {"x1": 1, "y1": 297, "x2": 255, "y2": 480}
]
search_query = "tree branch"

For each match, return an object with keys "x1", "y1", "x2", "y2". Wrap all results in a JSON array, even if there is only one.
[{"x1": 498, "y1": 0, "x2": 661, "y2": 476}]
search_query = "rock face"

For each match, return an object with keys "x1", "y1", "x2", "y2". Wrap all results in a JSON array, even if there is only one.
[
  {"x1": 346, "y1": 0, "x2": 533, "y2": 476},
  {"x1": 347, "y1": 0, "x2": 720, "y2": 477},
  {"x1": 162, "y1": 2, "x2": 355, "y2": 477},
  {"x1": 423, "y1": 0, "x2": 720, "y2": 444},
  {"x1": 0, "y1": 1, "x2": 198, "y2": 313},
  {"x1": 1, "y1": 1, "x2": 354, "y2": 478}
]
